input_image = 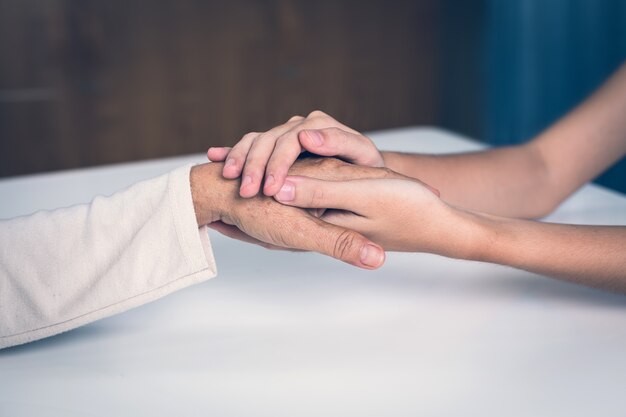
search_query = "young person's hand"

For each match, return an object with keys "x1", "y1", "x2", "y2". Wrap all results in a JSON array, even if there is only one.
[
  {"x1": 207, "y1": 110, "x2": 384, "y2": 198},
  {"x1": 272, "y1": 175, "x2": 473, "y2": 258},
  {"x1": 271, "y1": 172, "x2": 626, "y2": 287}
]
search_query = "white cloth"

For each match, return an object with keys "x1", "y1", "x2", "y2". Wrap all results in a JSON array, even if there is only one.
[{"x1": 0, "y1": 164, "x2": 217, "y2": 349}]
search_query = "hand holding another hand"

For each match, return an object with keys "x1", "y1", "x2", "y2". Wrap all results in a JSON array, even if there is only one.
[
  {"x1": 207, "y1": 110, "x2": 384, "y2": 198},
  {"x1": 191, "y1": 159, "x2": 396, "y2": 269},
  {"x1": 273, "y1": 175, "x2": 478, "y2": 259}
]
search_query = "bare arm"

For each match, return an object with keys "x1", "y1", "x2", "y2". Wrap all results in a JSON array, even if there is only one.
[
  {"x1": 472, "y1": 213, "x2": 626, "y2": 288},
  {"x1": 383, "y1": 61, "x2": 626, "y2": 218},
  {"x1": 382, "y1": 146, "x2": 550, "y2": 218},
  {"x1": 207, "y1": 62, "x2": 626, "y2": 218},
  {"x1": 274, "y1": 176, "x2": 626, "y2": 292}
]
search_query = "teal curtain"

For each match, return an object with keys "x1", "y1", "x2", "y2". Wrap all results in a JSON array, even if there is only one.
[{"x1": 485, "y1": 0, "x2": 626, "y2": 192}]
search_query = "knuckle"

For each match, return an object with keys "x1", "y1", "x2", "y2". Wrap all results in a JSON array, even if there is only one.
[
  {"x1": 320, "y1": 157, "x2": 346, "y2": 169},
  {"x1": 288, "y1": 115, "x2": 304, "y2": 122},
  {"x1": 241, "y1": 132, "x2": 259, "y2": 142},
  {"x1": 275, "y1": 135, "x2": 296, "y2": 147},
  {"x1": 380, "y1": 167, "x2": 395, "y2": 178},
  {"x1": 254, "y1": 132, "x2": 275, "y2": 144},
  {"x1": 252, "y1": 133, "x2": 266, "y2": 143},
  {"x1": 332, "y1": 230, "x2": 357, "y2": 260},
  {"x1": 325, "y1": 127, "x2": 347, "y2": 141},
  {"x1": 380, "y1": 167, "x2": 406, "y2": 179},
  {"x1": 317, "y1": 157, "x2": 332, "y2": 167},
  {"x1": 307, "y1": 109, "x2": 328, "y2": 119}
]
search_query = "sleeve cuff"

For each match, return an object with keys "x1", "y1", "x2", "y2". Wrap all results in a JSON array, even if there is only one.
[{"x1": 168, "y1": 164, "x2": 218, "y2": 277}]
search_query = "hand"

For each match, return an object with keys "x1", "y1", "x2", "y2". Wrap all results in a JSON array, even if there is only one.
[
  {"x1": 273, "y1": 175, "x2": 475, "y2": 258},
  {"x1": 207, "y1": 110, "x2": 384, "y2": 198},
  {"x1": 190, "y1": 161, "x2": 386, "y2": 269}
]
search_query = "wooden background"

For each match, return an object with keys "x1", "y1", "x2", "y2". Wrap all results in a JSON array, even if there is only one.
[{"x1": 0, "y1": 0, "x2": 447, "y2": 177}]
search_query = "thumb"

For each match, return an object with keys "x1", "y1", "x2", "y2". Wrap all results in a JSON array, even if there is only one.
[
  {"x1": 298, "y1": 128, "x2": 384, "y2": 167},
  {"x1": 274, "y1": 175, "x2": 368, "y2": 212},
  {"x1": 274, "y1": 177, "x2": 384, "y2": 268},
  {"x1": 305, "y1": 217, "x2": 385, "y2": 269}
]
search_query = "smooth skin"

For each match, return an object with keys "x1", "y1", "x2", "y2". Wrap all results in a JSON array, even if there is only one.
[
  {"x1": 208, "y1": 62, "x2": 626, "y2": 290},
  {"x1": 206, "y1": 112, "x2": 384, "y2": 198},
  {"x1": 274, "y1": 176, "x2": 626, "y2": 290}
]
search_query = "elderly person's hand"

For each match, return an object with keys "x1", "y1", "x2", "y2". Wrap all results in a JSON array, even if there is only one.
[
  {"x1": 190, "y1": 158, "x2": 409, "y2": 269},
  {"x1": 207, "y1": 110, "x2": 385, "y2": 197}
]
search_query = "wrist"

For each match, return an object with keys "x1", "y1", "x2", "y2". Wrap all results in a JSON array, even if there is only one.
[
  {"x1": 190, "y1": 162, "x2": 231, "y2": 226},
  {"x1": 442, "y1": 206, "x2": 498, "y2": 261}
]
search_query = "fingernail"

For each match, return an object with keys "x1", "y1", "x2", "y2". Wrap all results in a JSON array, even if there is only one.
[
  {"x1": 275, "y1": 182, "x2": 295, "y2": 201},
  {"x1": 265, "y1": 174, "x2": 275, "y2": 187},
  {"x1": 242, "y1": 175, "x2": 252, "y2": 187},
  {"x1": 360, "y1": 244, "x2": 384, "y2": 267},
  {"x1": 305, "y1": 130, "x2": 324, "y2": 146},
  {"x1": 225, "y1": 158, "x2": 236, "y2": 167}
]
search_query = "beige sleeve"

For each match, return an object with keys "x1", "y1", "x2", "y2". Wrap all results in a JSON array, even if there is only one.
[{"x1": 0, "y1": 164, "x2": 217, "y2": 349}]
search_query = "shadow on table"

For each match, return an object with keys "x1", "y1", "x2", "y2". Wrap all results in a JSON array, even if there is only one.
[
  {"x1": 0, "y1": 323, "x2": 116, "y2": 356},
  {"x1": 214, "y1": 234, "x2": 626, "y2": 312},
  {"x1": 468, "y1": 272, "x2": 626, "y2": 307}
]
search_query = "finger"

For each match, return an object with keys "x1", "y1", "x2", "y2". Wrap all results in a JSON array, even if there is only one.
[
  {"x1": 238, "y1": 118, "x2": 308, "y2": 197},
  {"x1": 262, "y1": 132, "x2": 306, "y2": 196},
  {"x1": 207, "y1": 221, "x2": 286, "y2": 250},
  {"x1": 273, "y1": 176, "x2": 369, "y2": 212},
  {"x1": 223, "y1": 133, "x2": 258, "y2": 179},
  {"x1": 239, "y1": 133, "x2": 278, "y2": 198},
  {"x1": 207, "y1": 147, "x2": 231, "y2": 162},
  {"x1": 298, "y1": 128, "x2": 384, "y2": 167},
  {"x1": 305, "y1": 110, "x2": 360, "y2": 134},
  {"x1": 296, "y1": 215, "x2": 385, "y2": 269},
  {"x1": 261, "y1": 113, "x2": 362, "y2": 195}
]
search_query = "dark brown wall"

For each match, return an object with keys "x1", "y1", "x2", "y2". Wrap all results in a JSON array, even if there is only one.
[{"x1": 0, "y1": 0, "x2": 441, "y2": 177}]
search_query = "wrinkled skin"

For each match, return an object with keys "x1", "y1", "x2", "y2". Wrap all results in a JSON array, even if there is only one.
[{"x1": 191, "y1": 157, "x2": 414, "y2": 268}]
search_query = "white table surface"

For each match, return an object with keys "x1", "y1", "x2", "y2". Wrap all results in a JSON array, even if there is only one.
[{"x1": 1, "y1": 127, "x2": 626, "y2": 417}]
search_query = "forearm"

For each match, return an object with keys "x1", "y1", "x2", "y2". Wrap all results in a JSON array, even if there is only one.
[
  {"x1": 460, "y1": 210, "x2": 626, "y2": 290},
  {"x1": 529, "y1": 62, "x2": 626, "y2": 202},
  {"x1": 382, "y1": 145, "x2": 553, "y2": 218},
  {"x1": 383, "y1": 63, "x2": 626, "y2": 219}
]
